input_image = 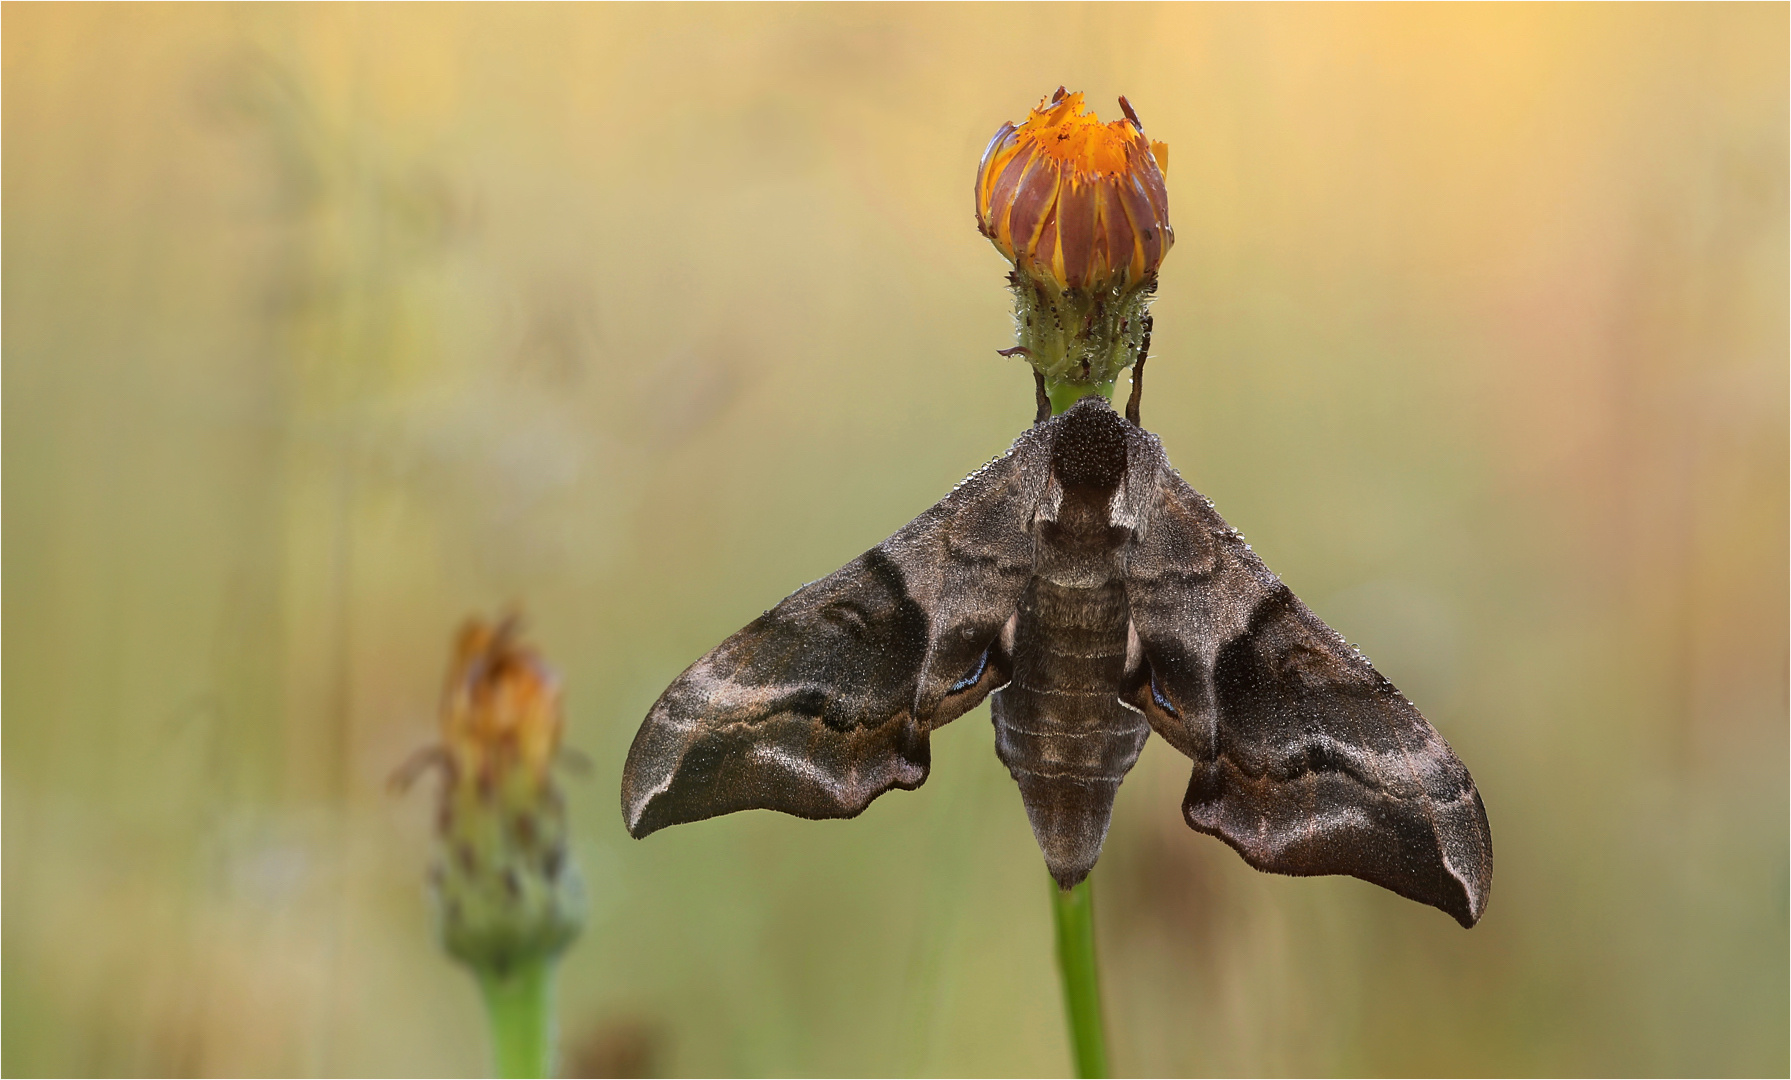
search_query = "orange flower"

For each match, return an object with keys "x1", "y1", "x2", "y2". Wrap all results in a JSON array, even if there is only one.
[
  {"x1": 441, "y1": 615, "x2": 564, "y2": 789},
  {"x1": 976, "y1": 89, "x2": 1173, "y2": 294}
]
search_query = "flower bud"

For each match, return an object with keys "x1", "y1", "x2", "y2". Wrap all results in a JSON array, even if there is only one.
[
  {"x1": 403, "y1": 616, "x2": 584, "y2": 978},
  {"x1": 975, "y1": 89, "x2": 1173, "y2": 409},
  {"x1": 976, "y1": 89, "x2": 1172, "y2": 295}
]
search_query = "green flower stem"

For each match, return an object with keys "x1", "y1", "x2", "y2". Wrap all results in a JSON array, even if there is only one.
[
  {"x1": 1050, "y1": 877, "x2": 1110, "y2": 1078},
  {"x1": 477, "y1": 957, "x2": 557, "y2": 1079},
  {"x1": 1046, "y1": 377, "x2": 1115, "y2": 416}
]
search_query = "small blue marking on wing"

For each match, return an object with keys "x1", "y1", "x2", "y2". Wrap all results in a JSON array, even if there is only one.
[
  {"x1": 1150, "y1": 672, "x2": 1179, "y2": 717},
  {"x1": 949, "y1": 649, "x2": 990, "y2": 694}
]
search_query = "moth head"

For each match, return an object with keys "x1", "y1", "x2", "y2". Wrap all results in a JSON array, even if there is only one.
[{"x1": 1050, "y1": 396, "x2": 1129, "y2": 491}]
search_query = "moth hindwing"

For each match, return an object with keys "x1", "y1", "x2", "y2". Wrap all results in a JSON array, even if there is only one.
[{"x1": 621, "y1": 396, "x2": 1492, "y2": 927}]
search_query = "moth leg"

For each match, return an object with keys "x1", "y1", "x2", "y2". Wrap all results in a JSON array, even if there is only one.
[{"x1": 1034, "y1": 369, "x2": 1051, "y2": 425}]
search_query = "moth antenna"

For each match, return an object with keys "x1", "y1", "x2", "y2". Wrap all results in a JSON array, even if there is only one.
[
  {"x1": 1033, "y1": 369, "x2": 1051, "y2": 425},
  {"x1": 1126, "y1": 314, "x2": 1154, "y2": 426}
]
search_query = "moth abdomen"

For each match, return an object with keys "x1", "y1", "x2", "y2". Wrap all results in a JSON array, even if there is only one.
[
  {"x1": 992, "y1": 571, "x2": 1149, "y2": 887},
  {"x1": 994, "y1": 690, "x2": 1148, "y2": 888},
  {"x1": 993, "y1": 696, "x2": 1150, "y2": 778}
]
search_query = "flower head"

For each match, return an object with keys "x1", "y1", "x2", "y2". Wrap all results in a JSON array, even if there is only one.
[
  {"x1": 397, "y1": 614, "x2": 584, "y2": 979},
  {"x1": 976, "y1": 89, "x2": 1172, "y2": 294},
  {"x1": 442, "y1": 616, "x2": 565, "y2": 790}
]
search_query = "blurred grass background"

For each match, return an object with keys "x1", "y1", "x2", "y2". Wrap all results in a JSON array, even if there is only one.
[{"x1": 4, "y1": 4, "x2": 1786, "y2": 1076}]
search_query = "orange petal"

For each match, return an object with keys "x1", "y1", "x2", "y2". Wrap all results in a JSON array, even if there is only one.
[
  {"x1": 986, "y1": 141, "x2": 1039, "y2": 255},
  {"x1": 1135, "y1": 137, "x2": 1171, "y2": 229},
  {"x1": 1114, "y1": 170, "x2": 1160, "y2": 278},
  {"x1": 1035, "y1": 214, "x2": 1062, "y2": 290},
  {"x1": 1006, "y1": 159, "x2": 1062, "y2": 268},
  {"x1": 1096, "y1": 179, "x2": 1135, "y2": 285},
  {"x1": 975, "y1": 123, "x2": 1019, "y2": 233},
  {"x1": 1057, "y1": 177, "x2": 1097, "y2": 290}
]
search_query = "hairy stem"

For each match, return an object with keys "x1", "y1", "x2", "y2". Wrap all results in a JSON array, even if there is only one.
[
  {"x1": 1051, "y1": 877, "x2": 1110, "y2": 1078},
  {"x1": 477, "y1": 957, "x2": 557, "y2": 1078}
]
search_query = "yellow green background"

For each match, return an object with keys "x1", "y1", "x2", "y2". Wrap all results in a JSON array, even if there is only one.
[{"x1": 5, "y1": 4, "x2": 1785, "y2": 1075}]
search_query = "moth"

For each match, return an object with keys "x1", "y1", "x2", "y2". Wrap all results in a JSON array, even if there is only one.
[{"x1": 621, "y1": 377, "x2": 1493, "y2": 927}]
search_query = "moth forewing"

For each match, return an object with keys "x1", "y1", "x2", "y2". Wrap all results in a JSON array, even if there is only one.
[
  {"x1": 621, "y1": 421, "x2": 1050, "y2": 839},
  {"x1": 903, "y1": 436, "x2": 1047, "y2": 727}
]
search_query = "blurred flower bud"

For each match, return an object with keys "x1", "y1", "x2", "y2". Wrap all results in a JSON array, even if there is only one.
[
  {"x1": 401, "y1": 615, "x2": 584, "y2": 979},
  {"x1": 976, "y1": 89, "x2": 1173, "y2": 409}
]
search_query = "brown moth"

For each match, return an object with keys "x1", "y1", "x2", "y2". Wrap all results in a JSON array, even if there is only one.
[{"x1": 621, "y1": 389, "x2": 1493, "y2": 927}]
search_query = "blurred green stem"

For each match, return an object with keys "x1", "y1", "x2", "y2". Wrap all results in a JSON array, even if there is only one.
[
  {"x1": 1051, "y1": 877, "x2": 1109, "y2": 1078},
  {"x1": 477, "y1": 957, "x2": 556, "y2": 1079}
]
